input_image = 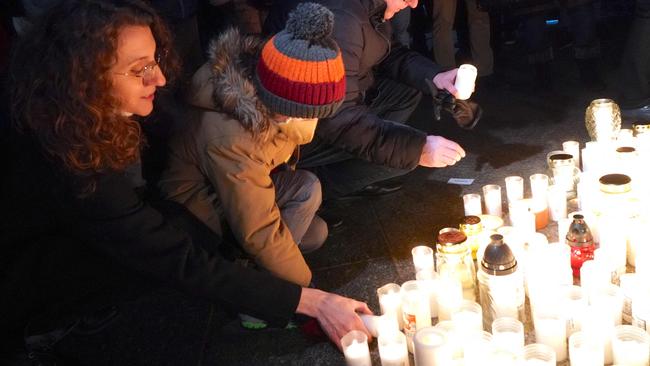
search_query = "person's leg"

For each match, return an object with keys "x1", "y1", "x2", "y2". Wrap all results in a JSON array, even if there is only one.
[
  {"x1": 432, "y1": 0, "x2": 458, "y2": 68},
  {"x1": 565, "y1": 2, "x2": 603, "y2": 89},
  {"x1": 272, "y1": 169, "x2": 327, "y2": 252},
  {"x1": 618, "y1": 0, "x2": 650, "y2": 108},
  {"x1": 465, "y1": 0, "x2": 494, "y2": 76},
  {"x1": 521, "y1": 13, "x2": 553, "y2": 89}
]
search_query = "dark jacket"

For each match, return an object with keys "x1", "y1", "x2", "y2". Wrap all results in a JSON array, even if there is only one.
[
  {"x1": 265, "y1": 0, "x2": 441, "y2": 170},
  {"x1": 1, "y1": 131, "x2": 301, "y2": 345}
]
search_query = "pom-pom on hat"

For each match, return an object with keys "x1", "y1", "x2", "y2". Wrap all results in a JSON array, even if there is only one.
[{"x1": 255, "y1": 2, "x2": 345, "y2": 119}]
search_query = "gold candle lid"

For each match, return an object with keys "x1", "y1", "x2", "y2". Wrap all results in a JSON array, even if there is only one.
[
  {"x1": 616, "y1": 146, "x2": 636, "y2": 154},
  {"x1": 460, "y1": 215, "x2": 482, "y2": 234},
  {"x1": 599, "y1": 174, "x2": 631, "y2": 194},
  {"x1": 633, "y1": 123, "x2": 650, "y2": 136},
  {"x1": 436, "y1": 228, "x2": 467, "y2": 253}
]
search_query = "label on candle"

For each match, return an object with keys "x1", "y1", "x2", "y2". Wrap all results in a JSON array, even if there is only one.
[{"x1": 448, "y1": 178, "x2": 475, "y2": 185}]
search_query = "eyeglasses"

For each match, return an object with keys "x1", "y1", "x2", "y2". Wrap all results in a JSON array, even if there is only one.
[{"x1": 113, "y1": 51, "x2": 164, "y2": 84}]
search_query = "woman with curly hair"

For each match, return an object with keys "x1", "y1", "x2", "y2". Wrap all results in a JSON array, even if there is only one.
[{"x1": 2, "y1": 0, "x2": 370, "y2": 361}]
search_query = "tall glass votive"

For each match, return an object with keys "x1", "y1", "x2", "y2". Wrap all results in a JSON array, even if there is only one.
[
  {"x1": 413, "y1": 327, "x2": 451, "y2": 366},
  {"x1": 569, "y1": 331, "x2": 605, "y2": 366},
  {"x1": 612, "y1": 325, "x2": 650, "y2": 366},
  {"x1": 482, "y1": 184, "x2": 502, "y2": 217},
  {"x1": 416, "y1": 269, "x2": 439, "y2": 319},
  {"x1": 492, "y1": 317, "x2": 525, "y2": 357},
  {"x1": 561, "y1": 285, "x2": 588, "y2": 336},
  {"x1": 463, "y1": 193, "x2": 482, "y2": 216},
  {"x1": 378, "y1": 331, "x2": 410, "y2": 366},
  {"x1": 562, "y1": 140, "x2": 581, "y2": 169},
  {"x1": 401, "y1": 281, "x2": 432, "y2": 353},
  {"x1": 505, "y1": 176, "x2": 524, "y2": 203},
  {"x1": 341, "y1": 330, "x2": 371, "y2": 366},
  {"x1": 451, "y1": 300, "x2": 483, "y2": 333},
  {"x1": 523, "y1": 343, "x2": 556, "y2": 365},
  {"x1": 529, "y1": 174, "x2": 549, "y2": 229},
  {"x1": 411, "y1": 245, "x2": 434, "y2": 274},
  {"x1": 378, "y1": 283, "x2": 403, "y2": 331}
]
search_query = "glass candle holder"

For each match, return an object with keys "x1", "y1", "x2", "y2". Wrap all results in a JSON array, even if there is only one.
[
  {"x1": 561, "y1": 285, "x2": 588, "y2": 337},
  {"x1": 401, "y1": 281, "x2": 431, "y2": 352},
  {"x1": 569, "y1": 331, "x2": 605, "y2": 366},
  {"x1": 416, "y1": 270, "x2": 439, "y2": 319},
  {"x1": 590, "y1": 284, "x2": 624, "y2": 326},
  {"x1": 451, "y1": 300, "x2": 483, "y2": 333},
  {"x1": 505, "y1": 176, "x2": 524, "y2": 203},
  {"x1": 378, "y1": 331, "x2": 410, "y2": 366},
  {"x1": 612, "y1": 325, "x2": 650, "y2": 366},
  {"x1": 436, "y1": 276, "x2": 463, "y2": 321},
  {"x1": 454, "y1": 64, "x2": 477, "y2": 100},
  {"x1": 547, "y1": 184, "x2": 567, "y2": 222},
  {"x1": 341, "y1": 330, "x2": 372, "y2": 366},
  {"x1": 562, "y1": 140, "x2": 581, "y2": 169},
  {"x1": 619, "y1": 273, "x2": 639, "y2": 324},
  {"x1": 411, "y1": 245, "x2": 434, "y2": 274},
  {"x1": 378, "y1": 283, "x2": 403, "y2": 331},
  {"x1": 413, "y1": 328, "x2": 451, "y2": 366},
  {"x1": 530, "y1": 173, "x2": 550, "y2": 201},
  {"x1": 463, "y1": 193, "x2": 482, "y2": 216},
  {"x1": 532, "y1": 304, "x2": 568, "y2": 362},
  {"x1": 585, "y1": 98, "x2": 622, "y2": 142},
  {"x1": 434, "y1": 320, "x2": 462, "y2": 359},
  {"x1": 492, "y1": 317, "x2": 525, "y2": 357},
  {"x1": 523, "y1": 343, "x2": 556, "y2": 365},
  {"x1": 482, "y1": 184, "x2": 502, "y2": 217}
]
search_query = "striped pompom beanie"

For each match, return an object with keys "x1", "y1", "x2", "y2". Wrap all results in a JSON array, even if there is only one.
[{"x1": 255, "y1": 2, "x2": 345, "y2": 119}]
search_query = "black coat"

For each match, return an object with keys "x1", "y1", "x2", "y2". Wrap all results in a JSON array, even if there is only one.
[
  {"x1": 0, "y1": 132, "x2": 301, "y2": 346},
  {"x1": 265, "y1": 0, "x2": 443, "y2": 170}
]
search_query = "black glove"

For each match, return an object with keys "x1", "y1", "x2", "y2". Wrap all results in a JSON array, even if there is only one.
[{"x1": 425, "y1": 78, "x2": 482, "y2": 130}]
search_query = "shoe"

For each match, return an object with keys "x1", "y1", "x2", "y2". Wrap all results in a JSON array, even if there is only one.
[
  {"x1": 621, "y1": 105, "x2": 650, "y2": 121},
  {"x1": 337, "y1": 182, "x2": 403, "y2": 200}
]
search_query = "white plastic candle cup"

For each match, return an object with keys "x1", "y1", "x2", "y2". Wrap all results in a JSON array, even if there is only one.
[
  {"x1": 433, "y1": 320, "x2": 463, "y2": 360},
  {"x1": 463, "y1": 193, "x2": 482, "y2": 216},
  {"x1": 523, "y1": 343, "x2": 557, "y2": 365},
  {"x1": 378, "y1": 331, "x2": 410, "y2": 366},
  {"x1": 411, "y1": 245, "x2": 434, "y2": 274},
  {"x1": 378, "y1": 283, "x2": 404, "y2": 331},
  {"x1": 492, "y1": 317, "x2": 525, "y2": 357},
  {"x1": 561, "y1": 285, "x2": 588, "y2": 336},
  {"x1": 341, "y1": 330, "x2": 371, "y2": 366},
  {"x1": 569, "y1": 331, "x2": 605, "y2": 366},
  {"x1": 580, "y1": 259, "x2": 610, "y2": 300},
  {"x1": 612, "y1": 325, "x2": 650, "y2": 366},
  {"x1": 505, "y1": 176, "x2": 524, "y2": 203},
  {"x1": 413, "y1": 327, "x2": 451, "y2": 366},
  {"x1": 462, "y1": 330, "x2": 493, "y2": 366},
  {"x1": 415, "y1": 270, "x2": 439, "y2": 319},
  {"x1": 547, "y1": 184, "x2": 567, "y2": 222},
  {"x1": 562, "y1": 140, "x2": 581, "y2": 169},
  {"x1": 590, "y1": 284, "x2": 624, "y2": 326},
  {"x1": 451, "y1": 300, "x2": 483, "y2": 333},
  {"x1": 529, "y1": 174, "x2": 549, "y2": 202},
  {"x1": 532, "y1": 306, "x2": 568, "y2": 361},
  {"x1": 482, "y1": 184, "x2": 502, "y2": 217},
  {"x1": 454, "y1": 64, "x2": 477, "y2": 100},
  {"x1": 581, "y1": 304, "x2": 616, "y2": 364}
]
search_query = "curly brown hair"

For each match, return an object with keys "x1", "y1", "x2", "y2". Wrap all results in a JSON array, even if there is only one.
[{"x1": 10, "y1": 0, "x2": 178, "y2": 192}]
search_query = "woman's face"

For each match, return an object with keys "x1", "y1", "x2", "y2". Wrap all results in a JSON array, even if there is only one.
[{"x1": 110, "y1": 25, "x2": 166, "y2": 117}]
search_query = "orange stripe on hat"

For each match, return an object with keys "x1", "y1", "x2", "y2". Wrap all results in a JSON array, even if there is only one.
[{"x1": 260, "y1": 37, "x2": 345, "y2": 84}]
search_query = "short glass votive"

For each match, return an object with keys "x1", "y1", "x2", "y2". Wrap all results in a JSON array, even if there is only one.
[
  {"x1": 562, "y1": 140, "x2": 581, "y2": 169},
  {"x1": 377, "y1": 283, "x2": 403, "y2": 331},
  {"x1": 482, "y1": 184, "x2": 502, "y2": 217},
  {"x1": 504, "y1": 176, "x2": 524, "y2": 203},
  {"x1": 416, "y1": 269, "x2": 439, "y2": 319},
  {"x1": 434, "y1": 320, "x2": 463, "y2": 359},
  {"x1": 378, "y1": 331, "x2": 410, "y2": 366},
  {"x1": 437, "y1": 277, "x2": 463, "y2": 321},
  {"x1": 569, "y1": 331, "x2": 605, "y2": 366},
  {"x1": 451, "y1": 300, "x2": 483, "y2": 333},
  {"x1": 341, "y1": 330, "x2": 371, "y2": 366},
  {"x1": 492, "y1": 317, "x2": 525, "y2": 357},
  {"x1": 612, "y1": 325, "x2": 650, "y2": 366},
  {"x1": 411, "y1": 245, "x2": 434, "y2": 273},
  {"x1": 523, "y1": 343, "x2": 556, "y2": 365},
  {"x1": 529, "y1": 173, "x2": 550, "y2": 200},
  {"x1": 463, "y1": 193, "x2": 482, "y2": 216},
  {"x1": 413, "y1": 327, "x2": 451, "y2": 366}
]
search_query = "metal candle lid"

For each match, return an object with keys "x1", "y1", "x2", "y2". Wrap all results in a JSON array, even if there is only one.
[
  {"x1": 436, "y1": 228, "x2": 467, "y2": 254},
  {"x1": 599, "y1": 174, "x2": 631, "y2": 194},
  {"x1": 480, "y1": 234, "x2": 517, "y2": 276},
  {"x1": 460, "y1": 215, "x2": 482, "y2": 234},
  {"x1": 633, "y1": 122, "x2": 650, "y2": 136}
]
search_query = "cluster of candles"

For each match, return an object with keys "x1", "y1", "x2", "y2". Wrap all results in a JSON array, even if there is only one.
[{"x1": 340, "y1": 101, "x2": 650, "y2": 365}]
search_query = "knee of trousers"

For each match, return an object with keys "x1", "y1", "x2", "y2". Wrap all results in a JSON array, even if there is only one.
[{"x1": 293, "y1": 170, "x2": 323, "y2": 210}]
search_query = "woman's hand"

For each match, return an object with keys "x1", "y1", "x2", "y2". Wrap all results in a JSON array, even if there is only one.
[{"x1": 297, "y1": 288, "x2": 373, "y2": 350}]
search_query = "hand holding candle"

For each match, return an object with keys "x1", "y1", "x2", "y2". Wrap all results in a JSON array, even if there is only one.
[{"x1": 452, "y1": 64, "x2": 478, "y2": 100}]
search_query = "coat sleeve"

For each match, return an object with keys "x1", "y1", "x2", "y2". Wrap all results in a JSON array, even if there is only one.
[
  {"x1": 70, "y1": 172, "x2": 302, "y2": 327},
  {"x1": 201, "y1": 135, "x2": 312, "y2": 287},
  {"x1": 377, "y1": 44, "x2": 445, "y2": 95}
]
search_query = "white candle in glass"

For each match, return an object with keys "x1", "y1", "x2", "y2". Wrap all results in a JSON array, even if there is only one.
[
  {"x1": 560, "y1": 285, "x2": 587, "y2": 337},
  {"x1": 434, "y1": 320, "x2": 463, "y2": 360},
  {"x1": 415, "y1": 270, "x2": 439, "y2": 319},
  {"x1": 594, "y1": 102, "x2": 614, "y2": 141},
  {"x1": 546, "y1": 184, "x2": 566, "y2": 222},
  {"x1": 612, "y1": 325, "x2": 650, "y2": 366},
  {"x1": 482, "y1": 184, "x2": 502, "y2": 217},
  {"x1": 463, "y1": 193, "x2": 482, "y2": 216},
  {"x1": 532, "y1": 306, "x2": 568, "y2": 362},
  {"x1": 529, "y1": 174, "x2": 549, "y2": 204},
  {"x1": 401, "y1": 281, "x2": 432, "y2": 353},
  {"x1": 341, "y1": 330, "x2": 372, "y2": 366},
  {"x1": 413, "y1": 327, "x2": 451, "y2": 366},
  {"x1": 523, "y1": 343, "x2": 556, "y2": 366},
  {"x1": 411, "y1": 245, "x2": 434, "y2": 274},
  {"x1": 569, "y1": 331, "x2": 604, "y2": 366},
  {"x1": 492, "y1": 317, "x2": 525, "y2": 358},
  {"x1": 562, "y1": 140, "x2": 581, "y2": 169},
  {"x1": 437, "y1": 277, "x2": 463, "y2": 321},
  {"x1": 454, "y1": 64, "x2": 477, "y2": 100},
  {"x1": 504, "y1": 176, "x2": 524, "y2": 203},
  {"x1": 452, "y1": 300, "x2": 483, "y2": 333},
  {"x1": 378, "y1": 283, "x2": 404, "y2": 331},
  {"x1": 378, "y1": 331, "x2": 410, "y2": 366},
  {"x1": 462, "y1": 330, "x2": 493, "y2": 366}
]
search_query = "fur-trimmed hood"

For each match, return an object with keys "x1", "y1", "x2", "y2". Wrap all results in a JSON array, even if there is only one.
[{"x1": 187, "y1": 29, "x2": 268, "y2": 132}]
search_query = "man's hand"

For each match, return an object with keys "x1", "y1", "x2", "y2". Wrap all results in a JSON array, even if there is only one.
[
  {"x1": 419, "y1": 135, "x2": 466, "y2": 167},
  {"x1": 433, "y1": 69, "x2": 459, "y2": 98}
]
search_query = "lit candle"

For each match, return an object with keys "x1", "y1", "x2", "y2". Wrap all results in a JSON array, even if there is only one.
[
  {"x1": 463, "y1": 193, "x2": 482, "y2": 216},
  {"x1": 462, "y1": 330, "x2": 493, "y2": 366},
  {"x1": 482, "y1": 184, "x2": 502, "y2": 217},
  {"x1": 413, "y1": 328, "x2": 451, "y2": 366},
  {"x1": 593, "y1": 101, "x2": 615, "y2": 142},
  {"x1": 504, "y1": 176, "x2": 524, "y2": 203},
  {"x1": 478, "y1": 214, "x2": 504, "y2": 232},
  {"x1": 401, "y1": 281, "x2": 432, "y2": 353},
  {"x1": 341, "y1": 331, "x2": 372, "y2": 366},
  {"x1": 378, "y1": 331, "x2": 410, "y2": 366},
  {"x1": 454, "y1": 64, "x2": 477, "y2": 100},
  {"x1": 529, "y1": 174, "x2": 549, "y2": 229},
  {"x1": 378, "y1": 283, "x2": 404, "y2": 331},
  {"x1": 411, "y1": 245, "x2": 434, "y2": 273},
  {"x1": 451, "y1": 300, "x2": 483, "y2": 333},
  {"x1": 437, "y1": 277, "x2": 463, "y2": 321},
  {"x1": 415, "y1": 270, "x2": 439, "y2": 319}
]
